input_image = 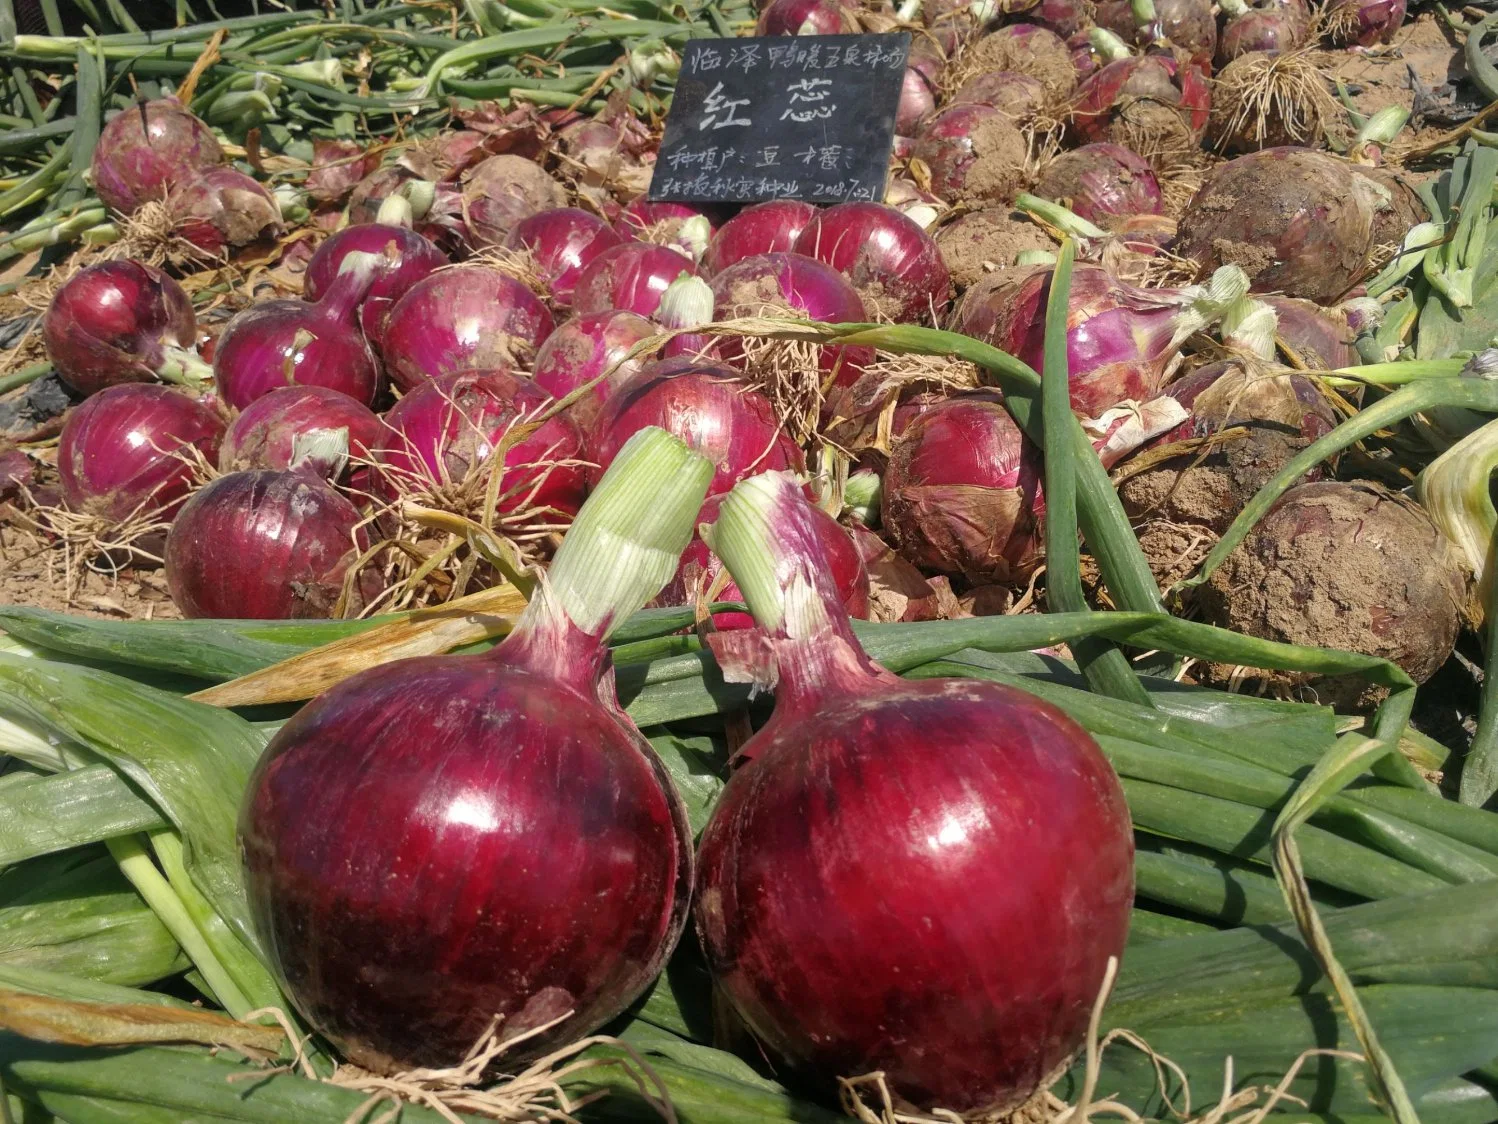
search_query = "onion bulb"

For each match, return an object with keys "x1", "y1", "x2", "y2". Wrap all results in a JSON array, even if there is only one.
[{"x1": 91, "y1": 98, "x2": 223, "y2": 214}]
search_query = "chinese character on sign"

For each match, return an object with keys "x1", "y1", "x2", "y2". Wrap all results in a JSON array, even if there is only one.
[
  {"x1": 794, "y1": 145, "x2": 818, "y2": 165},
  {"x1": 818, "y1": 145, "x2": 843, "y2": 171},
  {"x1": 698, "y1": 82, "x2": 752, "y2": 130},
  {"x1": 693, "y1": 47, "x2": 722, "y2": 72},
  {"x1": 756, "y1": 145, "x2": 781, "y2": 167},
  {"x1": 726, "y1": 43, "x2": 761, "y2": 71}
]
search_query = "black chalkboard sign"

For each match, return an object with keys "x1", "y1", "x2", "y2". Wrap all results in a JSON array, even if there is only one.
[{"x1": 649, "y1": 33, "x2": 911, "y2": 206}]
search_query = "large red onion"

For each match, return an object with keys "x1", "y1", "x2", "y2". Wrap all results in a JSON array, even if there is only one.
[
  {"x1": 756, "y1": 0, "x2": 859, "y2": 33},
  {"x1": 504, "y1": 208, "x2": 625, "y2": 307},
  {"x1": 165, "y1": 469, "x2": 366, "y2": 619},
  {"x1": 376, "y1": 370, "x2": 586, "y2": 519},
  {"x1": 91, "y1": 98, "x2": 223, "y2": 214},
  {"x1": 792, "y1": 202, "x2": 952, "y2": 323},
  {"x1": 898, "y1": 65, "x2": 939, "y2": 134},
  {"x1": 962, "y1": 262, "x2": 1245, "y2": 416},
  {"x1": 43, "y1": 261, "x2": 211, "y2": 396},
  {"x1": 1032, "y1": 143, "x2": 1164, "y2": 226},
  {"x1": 1217, "y1": 0, "x2": 1308, "y2": 61},
  {"x1": 1095, "y1": 0, "x2": 1216, "y2": 64},
  {"x1": 220, "y1": 386, "x2": 383, "y2": 489},
  {"x1": 911, "y1": 105, "x2": 1030, "y2": 206},
  {"x1": 57, "y1": 384, "x2": 224, "y2": 523},
  {"x1": 460, "y1": 154, "x2": 566, "y2": 247},
  {"x1": 531, "y1": 311, "x2": 660, "y2": 433},
  {"x1": 571, "y1": 243, "x2": 700, "y2": 319},
  {"x1": 1068, "y1": 51, "x2": 1211, "y2": 158},
  {"x1": 654, "y1": 492, "x2": 869, "y2": 628},
  {"x1": 238, "y1": 428, "x2": 711, "y2": 1071},
  {"x1": 379, "y1": 266, "x2": 554, "y2": 391},
  {"x1": 616, "y1": 200, "x2": 716, "y2": 262},
  {"x1": 702, "y1": 201, "x2": 819, "y2": 276},
  {"x1": 881, "y1": 391, "x2": 1045, "y2": 581},
  {"x1": 710, "y1": 252, "x2": 873, "y2": 387},
  {"x1": 1260, "y1": 296, "x2": 1358, "y2": 369},
  {"x1": 303, "y1": 223, "x2": 448, "y2": 351},
  {"x1": 961, "y1": 24, "x2": 1079, "y2": 100},
  {"x1": 348, "y1": 166, "x2": 467, "y2": 249},
  {"x1": 213, "y1": 253, "x2": 382, "y2": 410},
  {"x1": 697, "y1": 471, "x2": 1133, "y2": 1114},
  {"x1": 1327, "y1": 0, "x2": 1406, "y2": 45},
  {"x1": 165, "y1": 167, "x2": 281, "y2": 256},
  {"x1": 590, "y1": 361, "x2": 804, "y2": 495}
]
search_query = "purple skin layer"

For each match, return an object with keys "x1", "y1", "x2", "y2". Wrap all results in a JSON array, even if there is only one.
[
  {"x1": 239, "y1": 617, "x2": 692, "y2": 1071},
  {"x1": 91, "y1": 98, "x2": 223, "y2": 214},
  {"x1": 303, "y1": 225, "x2": 448, "y2": 350}
]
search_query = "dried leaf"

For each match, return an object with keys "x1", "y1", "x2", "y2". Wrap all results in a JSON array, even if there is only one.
[{"x1": 0, "y1": 989, "x2": 285, "y2": 1056}]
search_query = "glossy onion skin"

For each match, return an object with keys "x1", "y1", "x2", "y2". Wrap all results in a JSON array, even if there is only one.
[
  {"x1": 376, "y1": 370, "x2": 587, "y2": 518},
  {"x1": 239, "y1": 626, "x2": 693, "y2": 1071},
  {"x1": 213, "y1": 299, "x2": 381, "y2": 411},
  {"x1": 220, "y1": 385, "x2": 383, "y2": 486},
  {"x1": 571, "y1": 242, "x2": 701, "y2": 318},
  {"x1": 1033, "y1": 143, "x2": 1164, "y2": 225},
  {"x1": 379, "y1": 267, "x2": 555, "y2": 391},
  {"x1": 43, "y1": 261, "x2": 198, "y2": 396},
  {"x1": 881, "y1": 391, "x2": 1045, "y2": 582},
  {"x1": 531, "y1": 311, "x2": 659, "y2": 435},
  {"x1": 505, "y1": 207, "x2": 624, "y2": 307},
  {"x1": 164, "y1": 469, "x2": 364, "y2": 619},
  {"x1": 91, "y1": 98, "x2": 223, "y2": 214},
  {"x1": 58, "y1": 384, "x2": 225, "y2": 522},
  {"x1": 792, "y1": 202, "x2": 952, "y2": 323},
  {"x1": 696, "y1": 676, "x2": 1134, "y2": 1114},
  {"x1": 755, "y1": 0, "x2": 859, "y2": 34},
  {"x1": 1068, "y1": 56, "x2": 1212, "y2": 146},
  {"x1": 303, "y1": 224, "x2": 448, "y2": 349},
  {"x1": 590, "y1": 363, "x2": 804, "y2": 496},
  {"x1": 702, "y1": 200, "x2": 819, "y2": 276}
]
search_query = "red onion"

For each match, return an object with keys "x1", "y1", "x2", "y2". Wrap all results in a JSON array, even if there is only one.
[
  {"x1": 532, "y1": 311, "x2": 659, "y2": 433},
  {"x1": 881, "y1": 391, "x2": 1045, "y2": 581},
  {"x1": 213, "y1": 252, "x2": 382, "y2": 410},
  {"x1": 239, "y1": 428, "x2": 712, "y2": 1070},
  {"x1": 504, "y1": 208, "x2": 625, "y2": 307},
  {"x1": 43, "y1": 261, "x2": 211, "y2": 396},
  {"x1": 1095, "y1": 0, "x2": 1216, "y2": 64},
  {"x1": 348, "y1": 167, "x2": 467, "y2": 250},
  {"x1": 616, "y1": 200, "x2": 716, "y2": 262},
  {"x1": 1069, "y1": 50, "x2": 1212, "y2": 158},
  {"x1": 58, "y1": 384, "x2": 224, "y2": 523},
  {"x1": 961, "y1": 262, "x2": 1247, "y2": 416},
  {"x1": 303, "y1": 223, "x2": 447, "y2": 351},
  {"x1": 165, "y1": 469, "x2": 366, "y2": 619},
  {"x1": 376, "y1": 370, "x2": 586, "y2": 519},
  {"x1": 961, "y1": 24, "x2": 1078, "y2": 100},
  {"x1": 655, "y1": 492, "x2": 869, "y2": 627},
  {"x1": 950, "y1": 70, "x2": 1048, "y2": 119},
  {"x1": 898, "y1": 65, "x2": 939, "y2": 134},
  {"x1": 1033, "y1": 143, "x2": 1164, "y2": 226},
  {"x1": 756, "y1": 0, "x2": 859, "y2": 33},
  {"x1": 165, "y1": 167, "x2": 281, "y2": 256},
  {"x1": 792, "y1": 202, "x2": 952, "y2": 323},
  {"x1": 912, "y1": 105, "x2": 1030, "y2": 206},
  {"x1": 572, "y1": 242, "x2": 700, "y2": 318},
  {"x1": 379, "y1": 266, "x2": 554, "y2": 391},
  {"x1": 91, "y1": 98, "x2": 223, "y2": 214},
  {"x1": 1327, "y1": 0, "x2": 1406, "y2": 45},
  {"x1": 1001, "y1": 0, "x2": 1093, "y2": 36},
  {"x1": 460, "y1": 154, "x2": 566, "y2": 247},
  {"x1": 702, "y1": 200, "x2": 819, "y2": 276},
  {"x1": 696, "y1": 471, "x2": 1133, "y2": 1113},
  {"x1": 220, "y1": 386, "x2": 383, "y2": 489},
  {"x1": 711, "y1": 252, "x2": 873, "y2": 388},
  {"x1": 1260, "y1": 296, "x2": 1358, "y2": 369},
  {"x1": 1217, "y1": 0, "x2": 1308, "y2": 61},
  {"x1": 590, "y1": 361, "x2": 804, "y2": 495}
]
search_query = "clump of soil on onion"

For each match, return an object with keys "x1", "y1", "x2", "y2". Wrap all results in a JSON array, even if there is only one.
[
  {"x1": 1195, "y1": 480, "x2": 1469, "y2": 710},
  {"x1": 1207, "y1": 50, "x2": 1341, "y2": 154},
  {"x1": 933, "y1": 209, "x2": 1055, "y2": 289},
  {"x1": 950, "y1": 27, "x2": 1079, "y2": 101}
]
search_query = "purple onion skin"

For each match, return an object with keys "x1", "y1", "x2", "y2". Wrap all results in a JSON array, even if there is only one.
[
  {"x1": 1329, "y1": 0, "x2": 1406, "y2": 45},
  {"x1": 1152, "y1": 360, "x2": 1337, "y2": 449},
  {"x1": 164, "y1": 469, "x2": 365, "y2": 619},
  {"x1": 531, "y1": 311, "x2": 659, "y2": 434},
  {"x1": 950, "y1": 71, "x2": 1048, "y2": 118},
  {"x1": 1259, "y1": 296, "x2": 1357, "y2": 370},
  {"x1": 1005, "y1": 0, "x2": 1092, "y2": 36},
  {"x1": 220, "y1": 386, "x2": 383, "y2": 490},
  {"x1": 793, "y1": 203, "x2": 952, "y2": 323},
  {"x1": 58, "y1": 384, "x2": 224, "y2": 523},
  {"x1": 710, "y1": 252, "x2": 873, "y2": 387},
  {"x1": 91, "y1": 98, "x2": 223, "y2": 214},
  {"x1": 348, "y1": 167, "x2": 467, "y2": 249},
  {"x1": 1069, "y1": 56, "x2": 1213, "y2": 145},
  {"x1": 240, "y1": 611, "x2": 693, "y2": 1071},
  {"x1": 461, "y1": 154, "x2": 566, "y2": 247},
  {"x1": 702, "y1": 201, "x2": 819, "y2": 276},
  {"x1": 696, "y1": 484, "x2": 1133, "y2": 1115},
  {"x1": 166, "y1": 167, "x2": 281, "y2": 256},
  {"x1": 303, "y1": 225, "x2": 448, "y2": 351},
  {"x1": 591, "y1": 362, "x2": 804, "y2": 496},
  {"x1": 376, "y1": 370, "x2": 587, "y2": 518},
  {"x1": 572, "y1": 243, "x2": 700, "y2": 319},
  {"x1": 505, "y1": 208, "x2": 625, "y2": 308},
  {"x1": 882, "y1": 391, "x2": 1045, "y2": 581},
  {"x1": 44, "y1": 261, "x2": 199, "y2": 397},
  {"x1": 898, "y1": 66, "x2": 939, "y2": 134},
  {"x1": 616, "y1": 200, "x2": 721, "y2": 257},
  {"x1": 379, "y1": 267, "x2": 554, "y2": 392},
  {"x1": 1034, "y1": 144, "x2": 1164, "y2": 224},
  {"x1": 1096, "y1": 0, "x2": 1216, "y2": 64},
  {"x1": 1217, "y1": 7, "x2": 1307, "y2": 62},
  {"x1": 756, "y1": 0, "x2": 858, "y2": 34},
  {"x1": 213, "y1": 269, "x2": 381, "y2": 411}
]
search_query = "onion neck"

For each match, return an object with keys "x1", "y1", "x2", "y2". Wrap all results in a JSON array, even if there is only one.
[
  {"x1": 156, "y1": 344, "x2": 214, "y2": 390},
  {"x1": 1013, "y1": 193, "x2": 1109, "y2": 241},
  {"x1": 316, "y1": 249, "x2": 384, "y2": 325},
  {"x1": 704, "y1": 471, "x2": 895, "y2": 711},
  {"x1": 1218, "y1": 0, "x2": 1248, "y2": 16},
  {"x1": 1089, "y1": 27, "x2": 1135, "y2": 61},
  {"x1": 500, "y1": 426, "x2": 713, "y2": 683},
  {"x1": 375, "y1": 194, "x2": 415, "y2": 228}
]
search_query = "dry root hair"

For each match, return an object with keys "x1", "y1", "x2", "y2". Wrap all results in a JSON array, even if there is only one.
[{"x1": 1208, "y1": 49, "x2": 1339, "y2": 154}]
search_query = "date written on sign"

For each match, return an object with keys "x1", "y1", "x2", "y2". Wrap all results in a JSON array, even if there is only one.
[{"x1": 648, "y1": 33, "x2": 911, "y2": 205}]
